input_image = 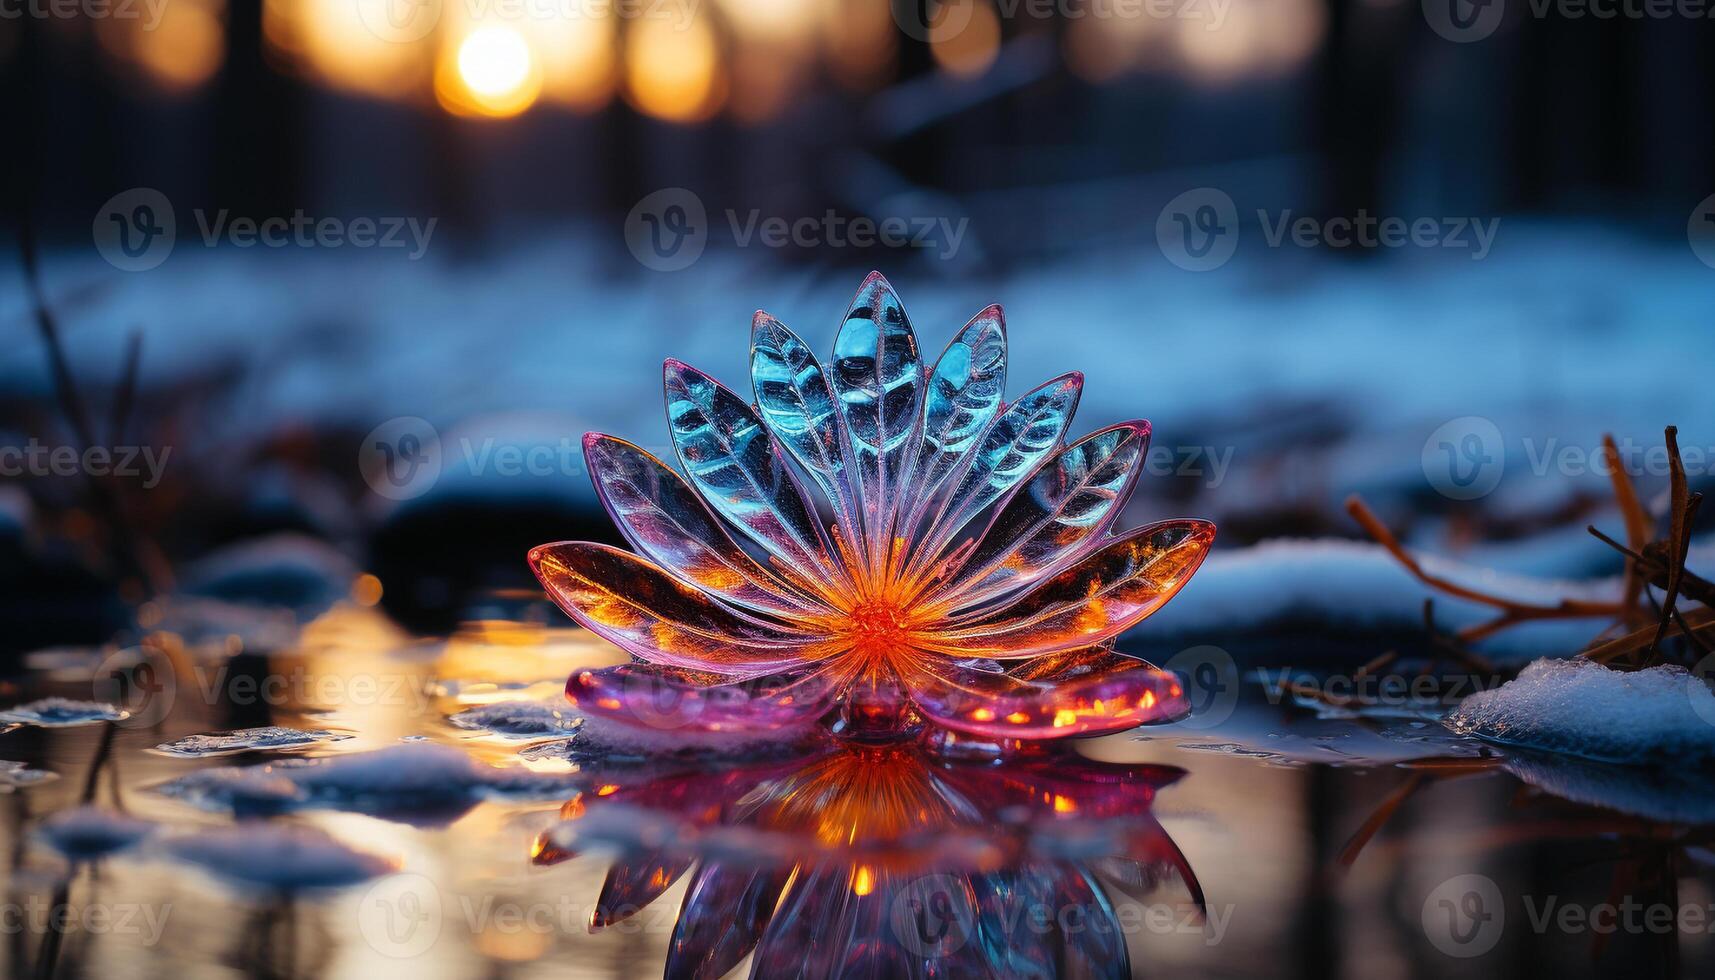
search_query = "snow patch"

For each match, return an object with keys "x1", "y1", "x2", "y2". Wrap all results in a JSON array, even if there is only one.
[
  {"x1": 154, "y1": 727, "x2": 353, "y2": 758},
  {"x1": 162, "y1": 823, "x2": 393, "y2": 891},
  {"x1": 0, "y1": 698, "x2": 129, "y2": 727},
  {"x1": 0, "y1": 760, "x2": 59, "y2": 791},
  {"x1": 152, "y1": 742, "x2": 579, "y2": 821},
  {"x1": 1445, "y1": 658, "x2": 1715, "y2": 764},
  {"x1": 37, "y1": 806, "x2": 155, "y2": 859},
  {"x1": 447, "y1": 700, "x2": 583, "y2": 739}
]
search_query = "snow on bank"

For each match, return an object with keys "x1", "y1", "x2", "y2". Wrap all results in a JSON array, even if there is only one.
[
  {"x1": 1445, "y1": 658, "x2": 1715, "y2": 764},
  {"x1": 153, "y1": 742, "x2": 578, "y2": 822},
  {"x1": 1132, "y1": 537, "x2": 1715, "y2": 662}
]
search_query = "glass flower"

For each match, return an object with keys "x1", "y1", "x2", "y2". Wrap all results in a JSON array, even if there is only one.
[
  {"x1": 531, "y1": 273, "x2": 1214, "y2": 742},
  {"x1": 532, "y1": 742, "x2": 1203, "y2": 978}
]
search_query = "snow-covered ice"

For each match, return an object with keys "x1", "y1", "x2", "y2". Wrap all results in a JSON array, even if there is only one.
[
  {"x1": 152, "y1": 742, "x2": 580, "y2": 821},
  {"x1": 447, "y1": 700, "x2": 584, "y2": 739},
  {"x1": 0, "y1": 698, "x2": 129, "y2": 727},
  {"x1": 1445, "y1": 657, "x2": 1715, "y2": 764},
  {"x1": 161, "y1": 823, "x2": 394, "y2": 891},
  {"x1": 37, "y1": 806, "x2": 155, "y2": 859},
  {"x1": 154, "y1": 727, "x2": 353, "y2": 758},
  {"x1": 0, "y1": 760, "x2": 59, "y2": 791}
]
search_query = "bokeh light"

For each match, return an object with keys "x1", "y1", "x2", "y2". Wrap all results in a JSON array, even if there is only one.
[
  {"x1": 930, "y1": 0, "x2": 1001, "y2": 79},
  {"x1": 623, "y1": 13, "x2": 724, "y2": 123}
]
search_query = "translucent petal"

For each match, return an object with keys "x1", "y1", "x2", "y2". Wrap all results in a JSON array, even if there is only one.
[
  {"x1": 828, "y1": 272, "x2": 924, "y2": 569},
  {"x1": 903, "y1": 651, "x2": 1188, "y2": 738},
  {"x1": 565, "y1": 663, "x2": 845, "y2": 734},
  {"x1": 895, "y1": 305, "x2": 1007, "y2": 545},
  {"x1": 750, "y1": 313, "x2": 864, "y2": 559},
  {"x1": 590, "y1": 851, "x2": 695, "y2": 930},
  {"x1": 665, "y1": 863, "x2": 792, "y2": 980},
  {"x1": 927, "y1": 422, "x2": 1149, "y2": 615},
  {"x1": 663, "y1": 360, "x2": 841, "y2": 592},
  {"x1": 529, "y1": 542, "x2": 829, "y2": 675},
  {"x1": 585, "y1": 434, "x2": 833, "y2": 621},
  {"x1": 749, "y1": 863, "x2": 913, "y2": 978},
  {"x1": 923, "y1": 520, "x2": 1215, "y2": 657},
  {"x1": 908, "y1": 373, "x2": 1083, "y2": 579}
]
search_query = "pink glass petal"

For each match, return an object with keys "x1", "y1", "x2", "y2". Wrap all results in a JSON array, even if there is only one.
[
  {"x1": 566, "y1": 662, "x2": 845, "y2": 733},
  {"x1": 827, "y1": 272, "x2": 925, "y2": 570},
  {"x1": 590, "y1": 852, "x2": 695, "y2": 930},
  {"x1": 925, "y1": 422, "x2": 1149, "y2": 615},
  {"x1": 906, "y1": 373, "x2": 1083, "y2": 582},
  {"x1": 584, "y1": 434, "x2": 833, "y2": 622},
  {"x1": 664, "y1": 863, "x2": 792, "y2": 980},
  {"x1": 922, "y1": 520, "x2": 1216, "y2": 658},
  {"x1": 903, "y1": 651, "x2": 1188, "y2": 738},
  {"x1": 529, "y1": 542, "x2": 830, "y2": 675},
  {"x1": 894, "y1": 305, "x2": 1007, "y2": 545},
  {"x1": 663, "y1": 360, "x2": 844, "y2": 595}
]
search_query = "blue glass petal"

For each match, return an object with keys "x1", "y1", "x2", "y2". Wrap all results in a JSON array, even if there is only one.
[
  {"x1": 750, "y1": 313, "x2": 864, "y2": 561},
  {"x1": 829, "y1": 272, "x2": 924, "y2": 571},
  {"x1": 930, "y1": 421, "x2": 1148, "y2": 614},
  {"x1": 909, "y1": 373, "x2": 1083, "y2": 579},
  {"x1": 663, "y1": 360, "x2": 839, "y2": 591},
  {"x1": 896, "y1": 305, "x2": 1007, "y2": 545}
]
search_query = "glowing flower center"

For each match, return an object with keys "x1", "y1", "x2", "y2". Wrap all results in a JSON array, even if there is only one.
[{"x1": 843, "y1": 599, "x2": 914, "y2": 652}]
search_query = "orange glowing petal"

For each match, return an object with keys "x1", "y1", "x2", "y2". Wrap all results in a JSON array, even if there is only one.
[{"x1": 923, "y1": 521, "x2": 1215, "y2": 658}]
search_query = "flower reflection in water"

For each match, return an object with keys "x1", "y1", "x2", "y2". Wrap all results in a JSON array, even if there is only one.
[{"x1": 534, "y1": 742, "x2": 1203, "y2": 978}]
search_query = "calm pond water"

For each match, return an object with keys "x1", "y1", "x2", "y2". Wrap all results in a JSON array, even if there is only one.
[{"x1": 2, "y1": 601, "x2": 1712, "y2": 980}]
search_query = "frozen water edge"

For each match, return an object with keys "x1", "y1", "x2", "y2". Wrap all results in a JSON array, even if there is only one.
[{"x1": 1444, "y1": 657, "x2": 1715, "y2": 764}]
